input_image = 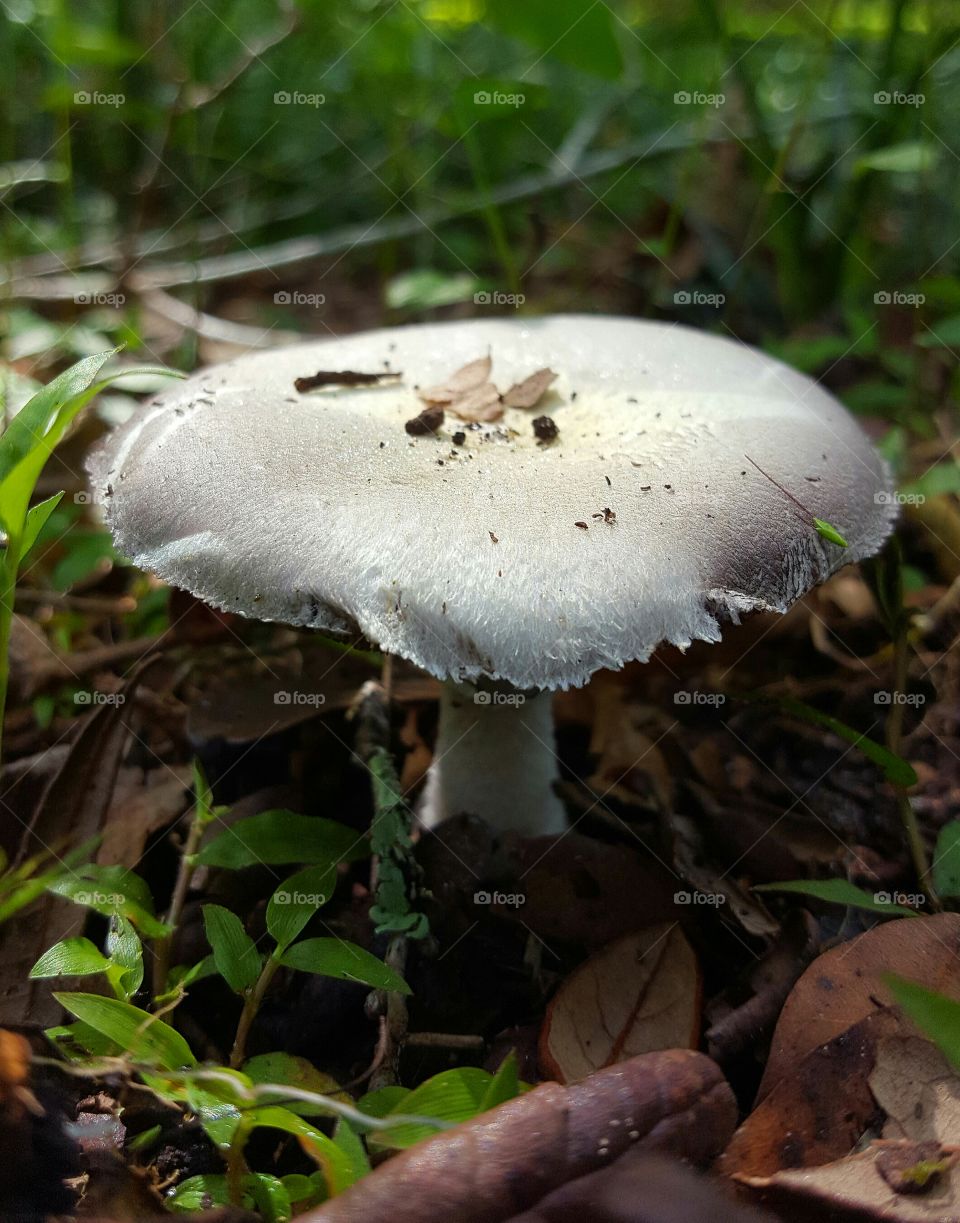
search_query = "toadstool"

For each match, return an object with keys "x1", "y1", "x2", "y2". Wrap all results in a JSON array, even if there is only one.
[{"x1": 87, "y1": 315, "x2": 896, "y2": 836}]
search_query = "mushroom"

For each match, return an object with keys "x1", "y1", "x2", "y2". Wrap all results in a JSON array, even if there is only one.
[{"x1": 87, "y1": 315, "x2": 896, "y2": 836}]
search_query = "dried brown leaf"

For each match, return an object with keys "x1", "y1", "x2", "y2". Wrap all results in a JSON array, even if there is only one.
[
  {"x1": 449, "y1": 382, "x2": 503, "y2": 422},
  {"x1": 743, "y1": 1145, "x2": 960, "y2": 1221},
  {"x1": 758, "y1": 914, "x2": 960, "y2": 1101},
  {"x1": 539, "y1": 925, "x2": 701, "y2": 1084},
  {"x1": 502, "y1": 368, "x2": 558, "y2": 409},
  {"x1": 418, "y1": 355, "x2": 492, "y2": 404}
]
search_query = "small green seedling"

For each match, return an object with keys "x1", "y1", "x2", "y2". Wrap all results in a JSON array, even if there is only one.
[{"x1": 744, "y1": 454, "x2": 849, "y2": 548}]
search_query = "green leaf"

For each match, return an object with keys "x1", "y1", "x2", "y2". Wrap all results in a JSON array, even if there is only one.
[
  {"x1": 480, "y1": 1050, "x2": 521, "y2": 1110},
  {"x1": 192, "y1": 758, "x2": 217, "y2": 827},
  {"x1": 755, "y1": 878, "x2": 919, "y2": 916},
  {"x1": 813, "y1": 518, "x2": 848, "y2": 548},
  {"x1": 50, "y1": 864, "x2": 171, "y2": 938},
  {"x1": 0, "y1": 350, "x2": 115, "y2": 486},
  {"x1": 197, "y1": 810, "x2": 366, "y2": 869},
  {"x1": 244, "y1": 1106, "x2": 359, "y2": 1195},
  {"x1": 856, "y1": 141, "x2": 938, "y2": 176},
  {"x1": 332, "y1": 1118, "x2": 371, "y2": 1182},
  {"x1": 484, "y1": 0, "x2": 623, "y2": 78},
  {"x1": 30, "y1": 937, "x2": 110, "y2": 979},
  {"x1": 166, "y1": 1174, "x2": 233, "y2": 1212},
  {"x1": 279, "y1": 939, "x2": 410, "y2": 994},
  {"x1": 355, "y1": 1085, "x2": 410, "y2": 1120},
  {"x1": 776, "y1": 698, "x2": 918, "y2": 787},
  {"x1": 106, "y1": 915, "x2": 144, "y2": 1000},
  {"x1": 244, "y1": 1051, "x2": 345, "y2": 1116},
  {"x1": 370, "y1": 1067, "x2": 492, "y2": 1149},
  {"x1": 267, "y1": 863, "x2": 336, "y2": 951},
  {"x1": 933, "y1": 822, "x2": 960, "y2": 899},
  {"x1": 202, "y1": 905, "x2": 261, "y2": 993},
  {"x1": 245, "y1": 1174, "x2": 292, "y2": 1223},
  {"x1": 886, "y1": 976, "x2": 960, "y2": 1067},
  {"x1": 53, "y1": 993, "x2": 196, "y2": 1069},
  {"x1": 19, "y1": 492, "x2": 63, "y2": 563},
  {"x1": 385, "y1": 269, "x2": 480, "y2": 311}
]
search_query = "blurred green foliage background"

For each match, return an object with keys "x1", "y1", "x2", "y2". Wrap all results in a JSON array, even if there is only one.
[{"x1": 2, "y1": 0, "x2": 959, "y2": 436}]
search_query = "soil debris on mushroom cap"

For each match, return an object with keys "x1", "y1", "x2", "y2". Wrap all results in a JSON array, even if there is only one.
[
  {"x1": 293, "y1": 368, "x2": 402, "y2": 392},
  {"x1": 533, "y1": 415, "x2": 559, "y2": 443},
  {"x1": 88, "y1": 314, "x2": 898, "y2": 693},
  {"x1": 419, "y1": 354, "x2": 557, "y2": 424},
  {"x1": 404, "y1": 405, "x2": 444, "y2": 437}
]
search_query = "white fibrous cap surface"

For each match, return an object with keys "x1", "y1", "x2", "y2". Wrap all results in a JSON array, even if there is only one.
[{"x1": 88, "y1": 315, "x2": 897, "y2": 690}]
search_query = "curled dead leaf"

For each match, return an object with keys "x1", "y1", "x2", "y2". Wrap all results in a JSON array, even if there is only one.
[{"x1": 299, "y1": 1050, "x2": 736, "y2": 1223}]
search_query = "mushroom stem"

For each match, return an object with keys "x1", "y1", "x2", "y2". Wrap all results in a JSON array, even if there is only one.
[{"x1": 419, "y1": 680, "x2": 566, "y2": 835}]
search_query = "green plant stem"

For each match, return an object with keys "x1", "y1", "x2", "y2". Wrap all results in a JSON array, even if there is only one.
[
  {"x1": 0, "y1": 535, "x2": 22, "y2": 769},
  {"x1": 152, "y1": 809, "x2": 205, "y2": 998},
  {"x1": 226, "y1": 1116, "x2": 253, "y2": 1207},
  {"x1": 229, "y1": 955, "x2": 280, "y2": 1070}
]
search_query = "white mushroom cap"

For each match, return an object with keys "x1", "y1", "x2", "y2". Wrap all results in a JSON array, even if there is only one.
[{"x1": 88, "y1": 315, "x2": 896, "y2": 691}]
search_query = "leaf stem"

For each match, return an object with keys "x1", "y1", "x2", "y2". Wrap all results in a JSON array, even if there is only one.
[{"x1": 229, "y1": 954, "x2": 280, "y2": 1070}]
